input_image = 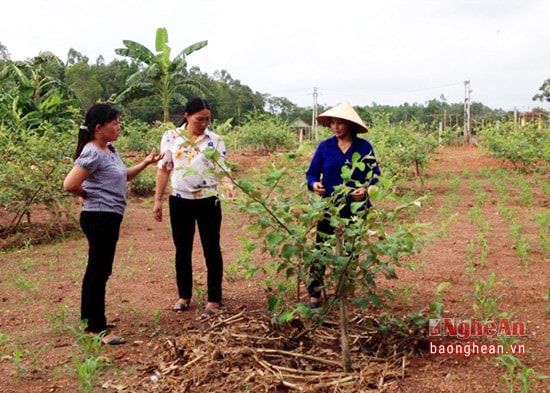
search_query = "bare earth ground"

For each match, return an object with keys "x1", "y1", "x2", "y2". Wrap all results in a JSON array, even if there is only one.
[{"x1": 0, "y1": 146, "x2": 549, "y2": 392}]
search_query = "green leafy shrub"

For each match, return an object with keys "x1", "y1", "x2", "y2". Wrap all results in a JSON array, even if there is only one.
[
  {"x1": 0, "y1": 121, "x2": 75, "y2": 235},
  {"x1": 226, "y1": 111, "x2": 297, "y2": 154},
  {"x1": 204, "y1": 147, "x2": 426, "y2": 371},
  {"x1": 129, "y1": 169, "x2": 156, "y2": 196},
  {"x1": 368, "y1": 115, "x2": 439, "y2": 187},
  {"x1": 116, "y1": 119, "x2": 172, "y2": 154},
  {"x1": 477, "y1": 122, "x2": 550, "y2": 172}
]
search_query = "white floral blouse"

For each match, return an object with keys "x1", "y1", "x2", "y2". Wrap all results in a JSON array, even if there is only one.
[{"x1": 157, "y1": 127, "x2": 227, "y2": 199}]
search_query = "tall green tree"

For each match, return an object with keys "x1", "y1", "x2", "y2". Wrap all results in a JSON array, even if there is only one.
[
  {"x1": 210, "y1": 70, "x2": 265, "y2": 125},
  {"x1": 188, "y1": 67, "x2": 266, "y2": 125},
  {"x1": 94, "y1": 59, "x2": 139, "y2": 103},
  {"x1": 65, "y1": 48, "x2": 89, "y2": 66},
  {"x1": 0, "y1": 42, "x2": 10, "y2": 61},
  {"x1": 533, "y1": 78, "x2": 550, "y2": 102},
  {"x1": 264, "y1": 94, "x2": 299, "y2": 121},
  {"x1": 65, "y1": 61, "x2": 102, "y2": 110},
  {"x1": 114, "y1": 27, "x2": 208, "y2": 122}
]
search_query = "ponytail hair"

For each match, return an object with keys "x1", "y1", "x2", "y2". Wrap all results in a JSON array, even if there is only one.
[
  {"x1": 73, "y1": 103, "x2": 120, "y2": 160},
  {"x1": 73, "y1": 125, "x2": 93, "y2": 161}
]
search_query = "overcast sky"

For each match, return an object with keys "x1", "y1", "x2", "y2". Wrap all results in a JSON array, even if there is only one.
[{"x1": 2, "y1": 0, "x2": 549, "y2": 111}]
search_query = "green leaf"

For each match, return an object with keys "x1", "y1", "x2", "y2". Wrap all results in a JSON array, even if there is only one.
[
  {"x1": 267, "y1": 295, "x2": 280, "y2": 312},
  {"x1": 436, "y1": 282, "x2": 451, "y2": 293},
  {"x1": 237, "y1": 179, "x2": 255, "y2": 193},
  {"x1": 368, "y1": 293, "x2": 381, "y2": 307},
  {"x1": 352, "y1": 297, "x2": 369, "y2": 309},
  {"x1": 281, "y1": 244, "x2": 298, "y2": 258},
  {"x1": 430, "y1": 302, "x2": 444, "y2": 315},
  {"x1": 277, "y1": 310, "x2": 294, "y2": 324},
  {"x1": 341, "y1": 165, "x2": 352, "y2": 181},
  {"x1": 155, "y1": 27, "x2": 169, "y2": 53},
  {"x1": 177, "y1": 40, "x2": 209, "y2": 58},
  {"x1": 266, "y1": 232, "x2": 284, "y2": 247}
]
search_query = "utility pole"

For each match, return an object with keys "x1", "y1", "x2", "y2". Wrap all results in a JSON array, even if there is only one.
[
  {"x1": 312, "y1": 87, "x2": 318, "y2": 142},
  {"x1": 463, "y1": 80, "x2": 472, "y2": 145},
  {"x1": 439, "y1": 93, "x2": 447, "y2": 145}
]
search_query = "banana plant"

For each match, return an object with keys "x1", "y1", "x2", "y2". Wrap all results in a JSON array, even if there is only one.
[
  {"x1": 115, "y1": 27, "x2": 208, "y2": 122},
  {"x1": 0, "y1": 53, "x2": 78, "y2": 129}
]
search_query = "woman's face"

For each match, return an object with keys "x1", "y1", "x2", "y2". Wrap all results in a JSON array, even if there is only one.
[
  {"x1": 186, "y1": 108, "x2": 212, "y2": 134},
  {"x1": 330, "y1": 118, "x2": 351, "y2": 138},
  {"x1": 96, "y1": 117, "x2": 121, "y2": 142}
]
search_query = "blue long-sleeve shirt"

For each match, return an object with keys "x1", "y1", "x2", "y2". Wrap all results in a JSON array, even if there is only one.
[{"x1": 306, "y1": 136, "x2": 380, "y2": 203}]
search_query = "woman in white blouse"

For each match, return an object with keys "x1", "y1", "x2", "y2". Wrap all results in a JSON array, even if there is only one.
[{"x1": 153, "y1": 97, "x2": 232, "y2": 318}]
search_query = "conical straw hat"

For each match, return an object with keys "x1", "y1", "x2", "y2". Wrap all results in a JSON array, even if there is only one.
[{"x1": 317, "y1": 102, "x2": 368, "y2": 133}]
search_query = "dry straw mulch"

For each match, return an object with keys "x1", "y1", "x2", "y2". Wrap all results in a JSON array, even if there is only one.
[{"x1": 119, "y1": 308, "x2": 424, "y2": 392}]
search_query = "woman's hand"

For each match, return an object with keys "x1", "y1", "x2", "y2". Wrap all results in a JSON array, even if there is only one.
[
  {"x1": 143, "y1": 148, "x2": 164, "y2": 166},
  {"x1": 225, "y1": 188, "x2": 236, "y2": 199},
  {"x1": 152, "y1": 200, "x2": 163, "y2": 222},
  {"x1": 312, "y1": 182, "x2": 325, "y2": 196},
  {"x1": 221, "y1": 177, "x2": 236, "y2": 199},
  {"x1": 127, "y1": 149, "x2": 165, "y2": 181},
  {"x1": 351, "y1": 187, "x2": 366, "y2": 201}
]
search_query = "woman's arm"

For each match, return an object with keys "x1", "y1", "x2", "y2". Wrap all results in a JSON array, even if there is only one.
[
  {"x1": 306, "y1": 146, "x2": 324, "y2": 192},
  {"x1": 152, "y1": 168, "x2": 170, "y2": 222},
  {"x1": 63, "y1": 166, "x2": 90, "y2": 198}
]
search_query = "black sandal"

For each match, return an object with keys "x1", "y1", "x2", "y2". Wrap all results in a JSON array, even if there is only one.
[
  {"x1": 101, "y1": 333, "x2": 126, "y2": 345},
  {"x1": 310, "y1": 297, "x2": 322, "y2": 309},
  {"x1": 200, "y1": 307, "x2": 218, "y2": 319},
  {"x1": 173, "y1": 299, "x2": 190, "y2": 312}
]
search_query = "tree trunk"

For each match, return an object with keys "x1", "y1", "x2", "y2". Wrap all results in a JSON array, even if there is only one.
[{"x1": 335, "y1": 228, "x2": 352, "y2": 372}]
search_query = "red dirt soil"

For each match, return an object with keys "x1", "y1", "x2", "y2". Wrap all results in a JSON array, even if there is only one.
[{"x1": 0, "y1": 146, "x2": 548, "y2": 392}]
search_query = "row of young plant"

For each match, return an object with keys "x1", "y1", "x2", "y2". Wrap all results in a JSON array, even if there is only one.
[
  {"x1": 437, "y1": 165, "x2": 549, "y2": 392},
  {"x1": 0, "y1": 122, "x2": 75, "y2": 235},
  {"x1": 482, "y1": 168, "x2": 550, "y2": 270},
  {"x1": 389, "y1": 141, "x2": 549, "y2": 392}
]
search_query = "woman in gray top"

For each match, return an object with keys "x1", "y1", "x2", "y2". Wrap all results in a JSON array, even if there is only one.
[{"x1": 64, "y1": 103, "x2": 162, "y2": 344}]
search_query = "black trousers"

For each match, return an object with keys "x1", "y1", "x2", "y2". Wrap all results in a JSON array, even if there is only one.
[
  {"x1": 169, "y1": 195, "x2": 223, "y2": 303},
  {"x1": 308, "y1": 204, "x2": 354, "y2": 299},
  {"x1": 308, "y1": 218, "x2": 334, "y2": 298},
  {"x1": 80, "y1": 211, "x2": 123, "y2": 333}
]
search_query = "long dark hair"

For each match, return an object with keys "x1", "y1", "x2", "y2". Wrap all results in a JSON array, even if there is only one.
[
  {"x1": 184, "y1": 96, "x2": 211, "y2": 116},
  {"x1": 73, "y1": 103, "x2": 120, "y2": 160}
]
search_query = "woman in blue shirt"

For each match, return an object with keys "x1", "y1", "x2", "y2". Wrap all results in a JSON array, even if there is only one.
[{"x1": 306, "y1": 102, "x2": 380, "y2": 308}]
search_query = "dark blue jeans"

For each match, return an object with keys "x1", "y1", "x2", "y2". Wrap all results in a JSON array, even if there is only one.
[
  {"x1": 169, "y1": 195, "x2": 223, "y2": 303},
  {"x1": 80, "y1": 211, "x2": 123, "y2": 333}
]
